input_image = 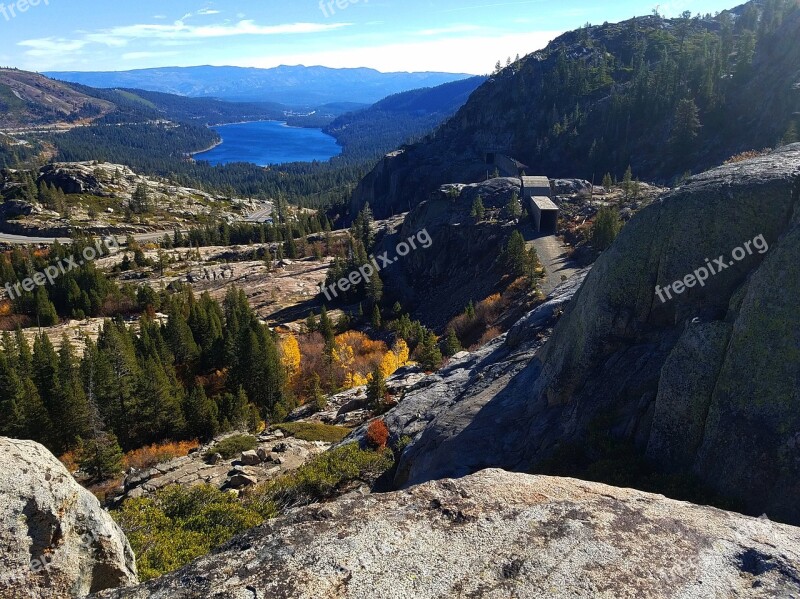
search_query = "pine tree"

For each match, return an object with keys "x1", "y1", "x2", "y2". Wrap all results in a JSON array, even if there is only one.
[
  {"x1": 305, "y1": 311, "x2": 318, "y2": 334},
  {"x1": 418, "y1": 331, "x2": 443, "y2": 372},
  {"x1": 505, "y1": 230, "x2": 533, "y2": 278},
  {"x1": 371, "y1": 305, "x2": 382, "y2": 329},
  {"x1": 591, "y1": 207, "x2": 622, "y2": 251},
  {"x1": 55, "y1": 335, "x2": 92, "y2": 451},
  {"x1": 505, "y1": 191, "x2": 522, "y2": 220},
  {"x1": 319, "y1": 306, "x2": 335, "y2": 356},
  {"x1": 471, "y1": 196, "x2": 485, "y2": 220},
  {"x1": 0, "y1": 352, "x2": 25, "y2": 438},
  {"x1": 184, "y1": 384, "x2": 219, "y2": 441},
  {"x1": 310, "y1": 374, "x2": 327, "y2": 412},
  {"x1": 670, "y1": 98, "x2": 702, "y2": 157},
  {"x1": 131, "y1": 183, "x2": 151, "y2": 214},
  {"x1": 34, "y1": 286, "x2": 59, "y2": 327},
  {"x1": 444, "y1": 328, "x2": 463, "y2": 357},
  {"x1": 622, "y1": 165, "x2": 634, "y2": 199},
  {"x1": 366, "y1": 271, "x2": 383, "y2": 307},
  {"x1": 366, "y1": 367, "x2": 387, "y2": 412},
  {"x1": 77, "y1": 432, "x2": 124, "y2": 481},
  {"x1": 602, "y1": 173, "x2": 613, "y2": 191}
]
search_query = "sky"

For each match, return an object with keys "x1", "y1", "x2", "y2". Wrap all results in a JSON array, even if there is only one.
[{"x1": 1, "y1": 0, "x2": 742, "y2": 74}]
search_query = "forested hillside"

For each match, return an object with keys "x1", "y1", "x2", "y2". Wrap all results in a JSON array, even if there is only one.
[
  {"x1": 351, "y1": 0, "x2": 800, "y2": 217},
  {"x1": 325, "y1": 77, "x2": 486, "y2": 161}
]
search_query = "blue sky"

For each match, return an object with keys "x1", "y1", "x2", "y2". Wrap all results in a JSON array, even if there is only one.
[{"x1": 1, "y1": 0, "x2": 741, "y2": 74}]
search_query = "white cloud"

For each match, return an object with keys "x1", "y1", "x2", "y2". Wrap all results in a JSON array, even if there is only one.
[
  {"x1": 19, "y1": 19, "x2": 352, "y2": 63},
  {"x1": 17, "y1": 38, "x2": 88, "y2": 57}
]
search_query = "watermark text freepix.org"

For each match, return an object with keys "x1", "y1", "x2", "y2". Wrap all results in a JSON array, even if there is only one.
[
  {"x1": 655, "y1": 234, "x2": 769, "y2": 304},
  {"x1": 320, "y1": 228, "x2": 432, "y2": 302},
  {"x1": 0, "y1": 0, "x2": 48, "y2": 22},
  {"x1": 5, "y1": 236, "x2": 119, "y2": 301},
  {"x1": 319, "y1": 0, "x2": 366, "y2": 18}
]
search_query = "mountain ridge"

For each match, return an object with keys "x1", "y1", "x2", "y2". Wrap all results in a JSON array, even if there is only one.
[{"x1": 44, "y1": 65, "x2": 476, "y2": 106}]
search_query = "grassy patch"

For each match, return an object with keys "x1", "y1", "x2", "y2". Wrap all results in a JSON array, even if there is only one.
[
  {"x1": 245, "y1": 443, "x2": 393, "y2": 515},
  {"x1": 204, "y1": 434, "x2": 257, "y2": 460},
  {"x1": 273, "y1": 422, "x2": 351, "y2": 443},
  {"x1": 113, "y1": 485, "x2": 263, "y2": 581}
]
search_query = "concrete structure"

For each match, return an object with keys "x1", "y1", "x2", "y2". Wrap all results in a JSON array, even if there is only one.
[
  {"x1": 528, "y1": 196, "x2": 559, "y2": 234},
  {"x1": 521, "y1": 176, "x2": 558, "y2": 234},
  {"x1": 486, "y1": 153, "x2": 530, "y2": 177}
]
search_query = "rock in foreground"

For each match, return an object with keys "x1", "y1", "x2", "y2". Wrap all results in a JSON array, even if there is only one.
[
  {"x1": 0, "y1": 437, "x2": 138, "y2": 598},
  {"x1": 98, "y1": 469, "x2": 800, "y2": 598}
]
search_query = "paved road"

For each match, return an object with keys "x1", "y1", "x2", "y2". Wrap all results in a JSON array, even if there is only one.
[
  {"x1": 245, "y1": 206, "x2": 273, "y2": 223},
  {"x1": 0, "y1": 230, "x2": 178, "y2": 246}
]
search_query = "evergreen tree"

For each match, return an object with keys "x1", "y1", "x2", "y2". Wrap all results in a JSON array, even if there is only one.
[
  {"x1": 602, "y1": 173, "x2": 613, "y2": 191},
  {"x1": 305, "y1": 311, "x2": 318, "y2": 334},
  {"x1": 34, "y1": 286, "x2": 59, "y2": 327},
  {"x1": 183, "y1": 385, "x2": 219, "y2": 441},
  {"x1": 366, "y1": 271, "x2": 384, "y2": 307},
  {"x1": 131, "y1": 183, "x2": 152, "y2": 214},
  {"x1": 366, "y1": 367, "x2": 387, "y2": 412},
  {"x1": 0, "y1": 352, "x2": 24, "y2": 438},
  {"x1": 591, "y1": 207, "x2": 622, "y2": 251},
  {"x1": 444, "y1": 328, "x2": 463, "y2": 357},
  {"x1": 470, "y1": 196, "x2": 486, "y2": 220},
  {"x1": 371, "y1": 304, "x2": 382, "y2": 329},
  {"x1": 418, "y1": 331, "x2": 443, "y2": 372},
  {"x1": 55, "y1": 335, "x2": 92, "y2": 451},
  {"x1": 622, "y1": 165, "x2": 634, "y2": 199},
  {"x1": 505, "y1": 230, "x2": 528, "y2": 277},
  {"x1": 319, "y1": 306, "x2": 335, "y2": 355},
  {"x1": 505, "y1": 191, "x2": 522, "y2": 220},
  {"x1": 670, "y1": 98, "x2": 702, "y2": 157},
  {"x1": 77, "y1": 432, "x2": 124, "y2": 481},
  {"x1": 309, "y1": 374, "x2": 327, "y2": 412}
]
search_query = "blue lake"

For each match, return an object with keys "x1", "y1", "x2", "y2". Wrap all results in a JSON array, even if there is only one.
[{"x1": 194, "y1": 121, "x2": 341, "y2": 166}]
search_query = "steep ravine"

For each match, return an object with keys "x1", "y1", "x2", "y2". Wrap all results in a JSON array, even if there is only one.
[{"x1": 392, "y1": 145, "x2": 800, "y2": 524}]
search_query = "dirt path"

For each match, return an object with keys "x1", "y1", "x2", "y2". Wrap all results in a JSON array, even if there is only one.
[{"x1": 522, "y1": 225, "x2": 580, "y2": 297}]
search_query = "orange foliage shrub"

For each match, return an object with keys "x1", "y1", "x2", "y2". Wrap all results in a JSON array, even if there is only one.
[
  {"x1": 366, "y1": 419, "x2": 390, "y2": 449},
  {"x1": 448, "y1": 293, "x2": 507, "y2": 350},
  {"x1": 123, "y1": 440, "x2": 198, "y2": 471},
  {"x1": 59, "y1": 451, "x2": 79, "y2": 473},
  {"x1": 0, "y1": 300, "x2": 14, "y2": 316},
  {"x1": 724, "y1": 149, "x2": 771, "y2": 164}
]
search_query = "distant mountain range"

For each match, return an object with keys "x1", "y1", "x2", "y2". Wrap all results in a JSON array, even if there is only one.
[{"x1": 43, "y1": 65, "x2": 475, "y2": 106}]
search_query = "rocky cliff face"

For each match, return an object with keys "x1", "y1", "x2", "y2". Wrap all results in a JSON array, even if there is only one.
[
  {"x1": 0, "y1": 437, "x2": 138, "y2": 598},
  {"x1": 389, "y1": 145, "x2": 800, "y2": 524},
  {"x1": 375, "y1": 176, "x2": 521, "y2": 327},
  {"x1": 96, "y1": 469, "x2": 800, "y2": 598}
]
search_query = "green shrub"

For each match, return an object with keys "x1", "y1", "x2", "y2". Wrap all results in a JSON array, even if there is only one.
[
  {"x1": 204, "y1": 434, "x2": 257, "y2": 459},
  {"x1": 591, "y1": 207, "x2": 622, "y2": 251},
  {"x1": 112, "y1": 484, "x2": 263, "y2": 581},
  {"x1": 273, "y1": 422, "x2": 350, "y2": 443},
  {"x1": 245, "y1": 444, "x2": 393, "y2": 515}
]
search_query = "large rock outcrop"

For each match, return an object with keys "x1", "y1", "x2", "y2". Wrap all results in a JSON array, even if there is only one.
[
  {"x1": 375, "y1": 176, "x2": 522, "y2": 327},
  {"x1": 0, "y1": 438, "x2": 138, "y2": 598},
  {"x1": 97, "y1": 469, "x2": 800, "y2": 598},
  {"x1": 391, "y1": 145, "x2": 800, "y2": 524}
]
